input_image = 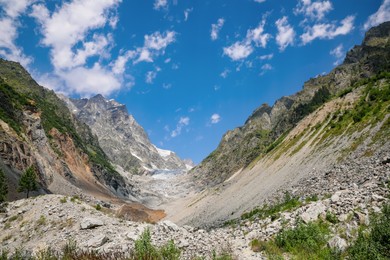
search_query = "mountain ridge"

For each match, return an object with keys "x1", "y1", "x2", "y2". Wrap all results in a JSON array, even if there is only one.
[
  {"x1": 190, "y1": 21, "x2": 390, "y2": 188},
  {"x1": 60, "y1": 94, "x2": 190, "y2": 174}
]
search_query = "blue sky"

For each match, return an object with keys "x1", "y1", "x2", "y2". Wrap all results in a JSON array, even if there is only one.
[{"x1": 0, "y1": 0, "x2": 389, "y2": 164}]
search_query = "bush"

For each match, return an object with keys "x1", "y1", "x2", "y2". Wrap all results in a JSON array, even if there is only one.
[{"x1": 348, "y1": 202, "x2": 390, "y2": 259}]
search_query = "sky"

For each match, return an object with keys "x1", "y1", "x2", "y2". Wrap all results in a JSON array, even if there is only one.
[{"x1": 0, "y1": 0, "x2": 389, "y2": 164}]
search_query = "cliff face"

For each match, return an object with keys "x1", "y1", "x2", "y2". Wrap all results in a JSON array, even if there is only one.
[
  {"x1": 0, "y1": 59, "x2": 131, "y2": 200},
  {"x1": 61, "y1": 94, "x2": 188, "y2": 174},
  {"x1": 191, "y1": 21, "x2": 390, "y2": 187}
]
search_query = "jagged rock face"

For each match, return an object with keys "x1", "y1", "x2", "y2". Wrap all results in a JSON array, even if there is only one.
[
  {"x1": 0, "y1": 59, "x2": 131, "y2": 200},
  {"x1": 64, "y1": 94, "x2": 188, "y2": 173},
  {"x1": 192, "y1": 22, "x2": 390, "y2": 187}
]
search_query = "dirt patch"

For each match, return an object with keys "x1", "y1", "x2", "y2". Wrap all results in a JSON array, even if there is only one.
[{"x1": 117, "y1": 203, "x2": 166, "y2": 223}]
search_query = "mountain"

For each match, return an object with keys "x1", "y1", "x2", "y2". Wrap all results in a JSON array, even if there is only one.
[
  {"x1": 60, "y1": 94, "x2": 189, "y2": 174},
  {"x1": 0, "y1": 59, "x2": 131, "y2": 200},
  {"x1": 191, "y1": 21, "x2": 390, "y2": 188},
  {"x1": 167, "y1": 22, "x2": 390, "y2": 227}
]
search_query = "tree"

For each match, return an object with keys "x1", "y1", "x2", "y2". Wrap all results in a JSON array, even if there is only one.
[
  {"x1": 0, "y1": 168, "x2": 8, "y2": 203},
  {"x1": 18, "y1": 166, "x2": 38, "y2": 198}
]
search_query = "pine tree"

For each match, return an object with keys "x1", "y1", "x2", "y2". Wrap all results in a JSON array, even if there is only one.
[
  {"x1": 18, "y1": 166, "x2": 38, "y2": 198},
  {"x1": 0, "y1": 168, "x2": 8, "y2": 203}
]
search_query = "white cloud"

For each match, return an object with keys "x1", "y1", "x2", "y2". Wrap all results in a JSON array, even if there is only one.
[
  {"x1": 58, "y1": 63, "x2": 121, "y2": 96},
  {"x1": 162, "y1": 83, "x2": 172, "y2": 89},
  {"x1": 260, "y1": 63, "x2": 273, "y2": 75},
  {"x1": 223, "y1": 42, "x2": 253, "y2": 61},
  {"x1": 330, "y1": 44, "x2": 344, "y2": 65},
  {"x1": 295, "y1": 0, "x2": 333, "y2": 20},
  {"x1": 210, "y1": 114, "x2": 221, "y2": 124},
  {"x1": 0, "y1": 0, "x2": 35, "y2": 18},
  {"x1": 171, "y1": 116, "x2": 190, "y2": 137},
  {"x1": 144, "y1": 31, "x2": 176, "y2": 50},
  {"x1": 301, "y1": 15, "x2": 355, "y2": 44},
  {"x1": 31, "y1": 0, "x2": 121, "y2": 70},
  {"x1": 259, "y1": 53, "x2": 273, "y2": 60},
  {"x1": 246, "y1": 20, "x2": 271, "y2": 48},
  {"x1": 275, "y1": 16, "x2": 295, "y2": 51},
  {"x1": 223, "y1": 17, "x2": 270, "y2": 61},
  {"x1": 184, "y1": 8, "x2": 193, "y2": 21},
  {"x1": 145, "y1": 71, "x2": 157, "y2": 84},
  {"x1": 254, "y1": 0, "x2": 266, "y2": 3},
  {"x1": 364, "y1": 0, "x2": 390, "y2": 30},
  {"x1": 211, "y1": 18, "x2": 225, "y2": 41},
  {"x1": 134, "y1": 31, "x2": 176, "y2": 64},
  {"x1": 154, "y1": 0, "x2": 168, "y2": 10},
  {"x1": 0, "y1": 1, "x2": 34, "y2": 66},
  {"x1": 220, "y1": 69, "x2": 230, "y2": 78},
  {"x1": 112, "y1": 50, "x2": 136, "y2": 75}
]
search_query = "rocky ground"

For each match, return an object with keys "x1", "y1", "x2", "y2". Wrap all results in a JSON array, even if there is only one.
[{"x1": 1, "y1": 146, "x2": 388, "y2": 259}]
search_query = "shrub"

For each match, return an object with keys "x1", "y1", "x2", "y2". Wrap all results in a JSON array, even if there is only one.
[
  {"x1": 95, "y1": 204, "x2": 102, "y2": 211},
  {"x1": 326, "y1": 211, "x2": 339, "y2": 224},
  {"x1": 0, "y1": 168, "x2": 8, "y2": 203},
  {"x1": 348, "y1": 202, "x2": 390, "y2": 259}
]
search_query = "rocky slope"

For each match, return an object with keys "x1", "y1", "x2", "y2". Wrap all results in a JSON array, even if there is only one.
[
  {"x1": 61, "y1": 94, "x2": 188, "y2": 174},
  {"x1": 191, "y1": 21, "x2": 390, "y2": 187},
  {"x1": 0, "y1": 59, "x2": 131, "y2": 200},
  {"x1": 0, "y1": 151, "x2": 388, "y2": 259}
]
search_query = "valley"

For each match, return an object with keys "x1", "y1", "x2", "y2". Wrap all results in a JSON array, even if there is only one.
[{"x1": 0, "y1": 21, "x2": 390, "y2": 260}]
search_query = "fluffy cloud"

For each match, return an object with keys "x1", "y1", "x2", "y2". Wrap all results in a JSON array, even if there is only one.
[
  {"x1": 210, "y1": 114, "x2": 221, "y2": 124},
  {"x1": 330, "y1": 44, "x2": 344, "y2": 65},
  {"x1": 57, "y1": 63, "x2": 121, "y2": 96},
  {"x1": 211, "y1": 18, "x2": 225, "y2": 41},
  {"x1": 145, "y1": 67, "x2": 161, "y2": 84},
  {"x1": 0, "y1": 0, "x2": 34, "y2": 66},
  {"x1": 364, "y1": 0, "x2": 390, "y2": 30},
  {"x1": 31, "y1": 0, "x2": 120, "y2": 69},
  {"x1": 301, "y1": 16, "x2": 355, "y2": 44},
  {"x1": 295, "y1": 0, "x2": 333, "y2": 20},
  {"x1": 246, "y1": 20, "x2": 271, "y2": 48},
  {"x1": 275, "y1": 16, "x2": 295, "y2": 51},
  {"x1": 135, "y1": 31, "x2": 176, "y2": 63},
  {"x1": 154, "y1": 0, "x2": 168, "y2": 10},
  {"x1": 223, "y1": 17, "x2": 270, "y2": 61},
  {"x1": 223, "y1": 42, "x2": 254, "y2": 61},
  {"x1": 254, "y1": 0, "x2": 266, "y2": 3},
  {"x1": 171, "y1": 117, "x2": 190, "y2": 137}
]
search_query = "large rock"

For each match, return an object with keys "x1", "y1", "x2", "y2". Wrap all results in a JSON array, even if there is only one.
[
  {"x1": 328, "y1": 235, "x2": 348, "y2": 251},
  {"x1": 80, "y1": 217, "x2": 104, "y2": 229},
  {"x1": 301, "y1": 202, "x2": 326, "y2": 223},
  {"x1": 86, "y1": 234, "x2": 108, "y2": 248}
]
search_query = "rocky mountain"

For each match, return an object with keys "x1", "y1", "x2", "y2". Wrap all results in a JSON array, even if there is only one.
[
  {"x1": 61, "y1": 94, "x2": 189, "y2": 174},
  {"x1": 0, "y1": 59, "x2": 131, "y2": 200},
  {"x1": 191, "y1": 21, "x2": 390, "y2": 187}
]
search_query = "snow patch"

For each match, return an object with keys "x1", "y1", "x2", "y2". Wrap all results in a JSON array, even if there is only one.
[{"x1": 155, "y1": 146, "x2": 173, "y2": 158}]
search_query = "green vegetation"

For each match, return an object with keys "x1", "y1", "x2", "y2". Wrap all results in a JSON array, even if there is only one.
[
  {"x1": 0, "y1": 78, "x2": 30, "y2": 134},
  {"x1": 348, "y1": 202, "x2": 390, "y2": 259},
  {"x1": 18, "y1": 166, "x2": 38, "y2": 198},
  {"x1": 95, "y1": 204, "x2": 102, "y2": 211},
  {"x1": 258, "y1": 220, "x2": 340, "y2": 259},
  {"x1": 293, "y1": 86, "x2": 331, "y2": 122},
  {"x1": 325, "y1": 211, "x2": 339, "y2": 224},
  {"x1": 241, "y1": 192, "x2": 301, "y2": 221},
  {"x1": 0, "y1": 59, "x2": 122, "y2": 186},
  {"x1": 0, "y1": 168, "x2": 8, "y2": 203},
  {"x1": 59, "y1": 197, "x2": 67, "y2": 203}
]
